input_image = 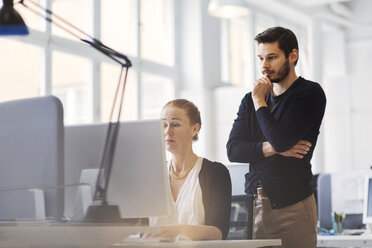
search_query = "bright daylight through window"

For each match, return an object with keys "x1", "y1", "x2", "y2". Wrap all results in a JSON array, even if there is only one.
[{"x1": 0, "y1": 0, "x2": 175, "y2": 124}]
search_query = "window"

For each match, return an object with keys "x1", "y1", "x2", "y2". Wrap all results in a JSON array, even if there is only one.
[
  {"x1": 0, "y1": 0, "x2": 176, "y2": 125},
  {"x1": 52, "y1": 0, "x2": 91, "y2": 41},
  {"x1": 140, "y1": 0, "x2": 174, "y2": 66},
  {"x1": 101, "y1": 63, "x2": 137, "y2": 122},
  {"x1": 141, "y1": 72, "x2": 174, "y2": 119},
  {"x1": 0, "y1": 39, "x2": 41, "y2": 102},
  {"x1": 52, "y1": 51, "x2": 92, "y2": 124},
  {"x1": 101, "y1": 0, "x2": 136, "y2": 56}
]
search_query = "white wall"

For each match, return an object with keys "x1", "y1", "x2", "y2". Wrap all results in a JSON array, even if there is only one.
[
  {"x1": 347, "y1": 39, "x2": 372, "y2": 171},
  {"x1": 321, "y1": 28, "x2": 354, "y2": 172},
  {"x1": 213, "y1": 86, "x2": 247, "y2": 165},
  {"x1": 320, "y1": 0, "x2": 372, "y2": 172}
]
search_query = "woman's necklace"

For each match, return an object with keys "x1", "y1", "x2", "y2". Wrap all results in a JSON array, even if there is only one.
[{"x1": 170, "y1": 155, "x2": 198, "y2": 180}]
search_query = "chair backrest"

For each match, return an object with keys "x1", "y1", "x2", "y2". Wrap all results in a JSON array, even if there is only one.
[
  {"x1": 226, "y1": 164, "x2": 253, "y2": 240},
  {"x1": 317, "y1": 173, "x2": 332, "y2": 229},
  {"x1": 227, "y1": 194, "x2": 254, "y2": 240},
  {"x1": 0, "y1": 96, "x2": 64, "y2": 220}
]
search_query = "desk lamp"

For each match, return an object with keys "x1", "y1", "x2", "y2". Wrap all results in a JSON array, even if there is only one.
[{"x1": 0, "y1": 0, "x2": 131, "y2": 222}]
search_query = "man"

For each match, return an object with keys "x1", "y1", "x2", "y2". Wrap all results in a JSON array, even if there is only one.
[{"x1": 226, "y1": 26, "x2": 326, "y2": 248}]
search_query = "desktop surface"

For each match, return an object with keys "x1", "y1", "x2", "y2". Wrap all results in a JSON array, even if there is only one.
[
  {"x1": 0, "y1": 221, "x2": 281, "y2": 248},
  {"x1": 114, "y1": 239, "x2": 281, "y2": 248},
  {"x1": 0, "y1": 221, "x2": 153, "y2": 247},
  {"x1": 318, "y1": 231, "x2": 372, "y2": 247}
]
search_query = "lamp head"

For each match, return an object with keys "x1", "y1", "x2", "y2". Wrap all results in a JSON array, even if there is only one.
[{"x1": 0, "y1": 0, "x2": 29, "y2": 35}]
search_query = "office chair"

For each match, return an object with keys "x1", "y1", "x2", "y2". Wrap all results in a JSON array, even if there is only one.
[
  {"x1": 0, "y1": 96, "x2": 64, "y2": 220},
  {"x1": 226, "y1": 163, "x2": 253, "y2": 240},
  {"x1": 228, "y1": 194, "x2": 254, "y2": 240}
]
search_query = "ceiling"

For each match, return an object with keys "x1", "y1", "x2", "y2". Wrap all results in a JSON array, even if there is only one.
[
  {"x1": 280, "y1": 0, "x2": 372, "y2": 23},
  {"x1": 211, "y1": 0, "x2": 372, "y2": 40},
  {"x1": 284, "y1": 0, "x2": 352, "y2": 7},
  {"x1": 272, "y1": 0, "x2": 372, "y2": 40}
]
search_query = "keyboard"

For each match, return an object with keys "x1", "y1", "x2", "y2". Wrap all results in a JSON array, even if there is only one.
[
  {"x1": 343, "y1": 229, "x2": 366, "y2": 236},
  {"x1": 120, "y1": 234, "x2": 178, "y2": 244}
]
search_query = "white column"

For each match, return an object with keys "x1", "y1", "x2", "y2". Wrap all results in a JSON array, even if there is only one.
[{"x1": 176, "y1": 0, "x2": 222, "y2": 160}]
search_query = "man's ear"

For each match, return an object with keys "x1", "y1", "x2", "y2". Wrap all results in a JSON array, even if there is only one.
[{"x1": 290, "y1": 49, "x2": 298, "y2": 63}]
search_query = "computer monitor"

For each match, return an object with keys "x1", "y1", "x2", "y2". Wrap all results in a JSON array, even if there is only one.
[
  {"x1": 64, "y1": 119, "x2": 169, "y2": 220},
  {"x1": 363, "y1": 175, "x2": 372, "y2": 230}
]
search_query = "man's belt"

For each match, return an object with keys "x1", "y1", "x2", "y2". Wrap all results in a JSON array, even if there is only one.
[{"x1": 257, "y1": 187, "x2": 267, "y2": 197}]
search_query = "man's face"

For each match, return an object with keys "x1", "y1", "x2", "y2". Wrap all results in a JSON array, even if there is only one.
[{"x1": 257, "y1": 41, "x2": 290, "y2": 83}]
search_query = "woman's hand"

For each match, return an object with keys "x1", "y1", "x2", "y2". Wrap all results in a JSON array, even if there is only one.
[
  {"x1": 141, "y1": 224, "x2": 222, "y2": 241},
  {"x1": 142, "y1": 224, "x2": 184, "y2": 239}
]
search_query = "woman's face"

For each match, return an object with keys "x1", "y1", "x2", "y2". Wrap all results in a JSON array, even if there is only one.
[{"x1": 161, "y1": 106, "x2": 199, "y2": 154}]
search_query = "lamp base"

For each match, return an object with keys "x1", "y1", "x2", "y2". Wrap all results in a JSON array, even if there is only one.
[
  {"x1": 83, "y1": 204, "x2": 122, "y2": 223},
  {"x1": 82, "y1": 204, "x2": 149, "y2": 225}
]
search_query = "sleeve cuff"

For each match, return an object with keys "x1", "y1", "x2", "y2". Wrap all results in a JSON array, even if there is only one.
[
  {"x1": 256, "y1": 106, "x2": 270, "y2": 114},
  {"x1": 254, "y1": 142, "x2": 264, "y2": 159}
]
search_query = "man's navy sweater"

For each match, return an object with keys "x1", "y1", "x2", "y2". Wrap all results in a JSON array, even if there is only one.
[{"x1": 227, "y1": 77, "x2": 326, "y2": 209}]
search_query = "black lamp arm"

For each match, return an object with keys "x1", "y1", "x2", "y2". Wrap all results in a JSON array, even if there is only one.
[{"x1": 84, "y1": 39, "x2": 132, "y2": 68}]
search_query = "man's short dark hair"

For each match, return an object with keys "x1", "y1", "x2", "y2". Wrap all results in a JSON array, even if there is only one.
[{"x1": 254, "y1": 26, "x2": 299, "y2": 65}]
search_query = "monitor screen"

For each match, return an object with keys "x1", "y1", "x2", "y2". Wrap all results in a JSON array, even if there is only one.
[
  {"x1": 64, "y1": 119, "x2": 169, "y2": 219},
  {"x1": 363, "y1": 176, "x2": 372, "y2": 224}
]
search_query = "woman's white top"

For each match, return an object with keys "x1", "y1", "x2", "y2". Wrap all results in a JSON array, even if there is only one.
[{"x1": 149, "y1": 156, "x2": 205, "y2": 226}]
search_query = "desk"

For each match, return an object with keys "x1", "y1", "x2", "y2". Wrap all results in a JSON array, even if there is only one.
[
  {"x1": 0, "y1": 222, "x2": 151, "y2": 247},
  {"x1": 0, "y1": 222, "x2": 281, "y2": 248},
  {"x1": 114, "y1": 239, "x2": 282, "y2": 248},
  {"x1": 317, "y1": 234, "x2": 372, "y2": 247}
]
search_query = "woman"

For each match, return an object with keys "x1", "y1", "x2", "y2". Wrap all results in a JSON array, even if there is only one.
[{"x1": 144, "y1": 99, "x2": 232, "y2": 240}]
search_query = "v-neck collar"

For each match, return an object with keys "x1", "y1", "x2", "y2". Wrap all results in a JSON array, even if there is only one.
[{"x1": 168, "y1": 157, "x2": 201, "y2": 204}]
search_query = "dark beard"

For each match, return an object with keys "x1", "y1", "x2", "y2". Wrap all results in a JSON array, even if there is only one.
[{"x1": 270, "y1": 59, "x2": 290, "y2": 83}]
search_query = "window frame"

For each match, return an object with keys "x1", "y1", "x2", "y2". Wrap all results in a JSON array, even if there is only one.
[{"x1": 2, "y1": 0, "x2": 177, "y2": 124}]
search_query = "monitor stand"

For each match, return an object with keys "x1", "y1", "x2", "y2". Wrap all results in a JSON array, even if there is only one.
[
  {"x1": 83, "y1": 201, "x2": 122, "y2": 223},
  {"x1": 83, "y1": 201, "x2": 149, "y2": 226}
]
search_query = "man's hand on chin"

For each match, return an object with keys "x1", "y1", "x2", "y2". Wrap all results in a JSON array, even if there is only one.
[{"x1": 252, "y1": 77, "x2": 272, "y2": 110}]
